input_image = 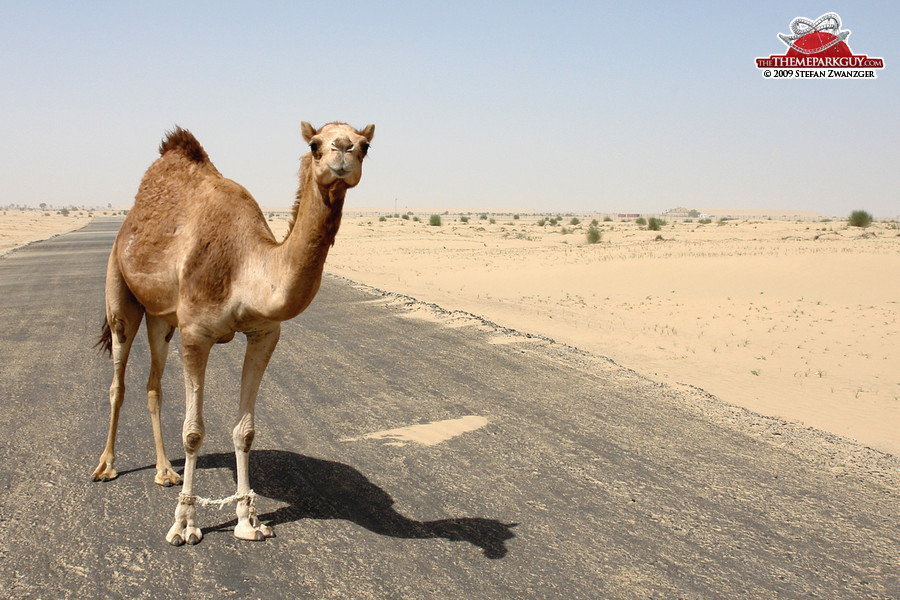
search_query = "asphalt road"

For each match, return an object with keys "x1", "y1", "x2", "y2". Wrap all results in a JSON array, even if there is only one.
[{"x1": 0, "y1": 218, "x2": 897, "y2": 599}]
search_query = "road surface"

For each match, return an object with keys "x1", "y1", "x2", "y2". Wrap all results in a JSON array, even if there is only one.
[{"x1": 0, "y1": 218, "x2": 897, "y2": 599}]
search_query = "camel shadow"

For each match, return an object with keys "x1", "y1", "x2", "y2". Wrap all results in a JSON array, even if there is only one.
[{"x1": 156, "y1": 450, "x2": 515, "y2": 559}]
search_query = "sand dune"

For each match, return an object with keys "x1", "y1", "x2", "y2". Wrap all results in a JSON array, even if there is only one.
[
  {"x1": 299, "y1": 213, "x2": 897, "y2": 456},
  {"x1": 0, "y1": 210, "x2": 93, "y2": 256},
  {"x1": 6, "y1": 208, "x2": 895, "y2": 456}
]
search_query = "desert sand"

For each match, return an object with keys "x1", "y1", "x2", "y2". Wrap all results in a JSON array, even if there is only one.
[
  {"x1": 268, "y1": 212, "x2": 898, "y2": 456},
  {"x1": 0, "y1": 210, "x2": 93, "y2": 256},
  {"x1": 4, "y1": 208, "x2": 895, "y2": 456}
]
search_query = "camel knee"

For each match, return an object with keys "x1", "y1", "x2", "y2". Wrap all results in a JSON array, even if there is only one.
[
  {"x1": 232, "y1": 424, "x2": 255, "y2": 453},
  {"x1": 184, "y1": 431, "x2": 203, "y2": 454},
  {"x1": 183, "y1": 424, "x2": 205, "y2": 454}
]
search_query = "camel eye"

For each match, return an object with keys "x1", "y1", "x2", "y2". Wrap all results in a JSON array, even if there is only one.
[
  {"x1": 360, "y1": 142, "x2": 370, "y2": 156},
  {"x1": 309, "y1": 141, "x2": 319, "y2": 154}
]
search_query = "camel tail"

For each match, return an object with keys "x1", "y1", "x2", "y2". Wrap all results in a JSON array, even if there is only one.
[
  {"x1": 94, "y1": 315, "x2": 113, "y2": 357},
  {"x1": 159, "y1": 125, "x2": 210, "y2": 164}
]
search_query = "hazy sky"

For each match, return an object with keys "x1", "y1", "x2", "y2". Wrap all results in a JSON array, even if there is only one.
[{"x1": 2, "y1": 2, "x2": 897, "y2": 217}]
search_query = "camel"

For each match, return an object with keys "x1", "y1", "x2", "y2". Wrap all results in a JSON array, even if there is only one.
[{"x1": 92, "y1": 121, "x2": 374, "y2": 545}]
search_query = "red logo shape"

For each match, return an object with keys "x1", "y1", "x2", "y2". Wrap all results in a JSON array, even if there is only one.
[{"x1": 756, "y1": 12, "x2": 885, "y2": 76}]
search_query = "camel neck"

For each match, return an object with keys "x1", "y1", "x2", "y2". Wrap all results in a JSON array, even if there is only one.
[{"x1": 269, "y1": 169, "x2": 347, "y2": 320}]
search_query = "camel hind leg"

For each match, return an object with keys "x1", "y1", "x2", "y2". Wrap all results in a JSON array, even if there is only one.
[
  {"x1": 91, "y1": 250, "x2": 144, "y2": 482},
  {"x1": 146, "y1": 314, "x2": 181, "y2": 486}
]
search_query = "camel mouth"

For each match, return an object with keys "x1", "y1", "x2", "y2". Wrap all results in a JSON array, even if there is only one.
[{"x1": 328, "y1": 166, "x2": 354, "y2": 179}]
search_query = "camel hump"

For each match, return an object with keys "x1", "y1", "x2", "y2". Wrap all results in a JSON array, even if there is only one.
[{"x1": 159, "y1": 126, "x2": 210, "y2": 163}]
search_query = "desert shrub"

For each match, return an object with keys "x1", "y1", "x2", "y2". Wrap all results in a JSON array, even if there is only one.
[
  {"x1": 586, "y1": 226, "x2": 601, "y2": 244},
  {"x1": 590, "y1": 219, "x2": 599, "y2": 226},
  {"x1": 59, "y1": 208, "x2": 69, "y2": 216},
  {"x1": 489, "y1": 218, "x2": 496, "y2": 224},
  {"x1": 603, "y1": 216, "x2": 613, "y2": 222},
  {"x1": 513, "y1": 214, "x2": 520, "y2": 220},
  {"x1": 402, "y1": 214, "x2": 410, "y2": 220},
  {"x1": 537, "y1": 218, "x2": 547, "y2": 226},
  {"x1": 648, "y1": 217, "x2": 666, "y2": 231},
  {"x1": 698, "y1": 218, "x2": 712, "y2": 224},
  {"x1": 848, "y1": 210, "x2": 873, "y2": 228},
  {"x1": 570, "y1": 217, "x2": 581, "y2": 225},
  {"x1": 549, "y1": 218, "x2": 559, "y2": 226},
  {"x1": 635, "y1": 217, "x2": 647, "y2": 226},
  {"x1": 379, "y1": 215, "x2": 387, "y2": 222},
  {"x1": 560, "y1": 227, "x2": 572, "y2": 235},
  {"x1": 429, "y1": 215, "x2": 442, "y2": 226},
  {"x1": 480, "y1": 213, "x2": 488, "y2": 220},
  {"x1": 413, "y1": 216, "x2": 421, "y2": 222},
  {"x1": 460, "y1": 216, "x2": 469, "y2": 223}
]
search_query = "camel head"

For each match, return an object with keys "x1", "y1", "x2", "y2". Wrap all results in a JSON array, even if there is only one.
[{"x1": 301, "y1": 121, "x2": 375, "y2": 188}]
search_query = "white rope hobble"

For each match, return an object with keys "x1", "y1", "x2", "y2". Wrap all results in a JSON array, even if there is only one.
[{"x1": 179, "y1": 489, "x2": 257, "y2": 510}]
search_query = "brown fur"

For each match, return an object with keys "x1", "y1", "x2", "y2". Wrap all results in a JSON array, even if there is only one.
[
  {"x1": 158, "y1": 126, "x2": 210, "y2": 163},
  {"x1": 91, "y1": 121, "x2": 375, "y2": 545},
  {"x1": 286, "y1": 154, "x2": 348, "y2": 246}
]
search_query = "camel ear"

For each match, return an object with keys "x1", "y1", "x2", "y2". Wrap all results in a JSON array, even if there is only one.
[
  {"x1": 359, "y1": 124, "x2": 375, "y2": 142},
  {"x1": 301, "y1": 122, "x2": 317, "y2": 143}
]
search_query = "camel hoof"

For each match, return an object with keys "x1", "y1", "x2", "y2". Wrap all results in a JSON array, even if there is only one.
[
  {"x1": 167, "y1": 521, "x2": 200, "y2": 546},
  {"x1": 234, "y1": 522, "x2": 273, "y2": 541},
  {"x1": 91, "y1": 464, "x2": 118, "y2": 482},
  {"x1": 154, "y1": 467, "x2": 183, "y2": 487}
]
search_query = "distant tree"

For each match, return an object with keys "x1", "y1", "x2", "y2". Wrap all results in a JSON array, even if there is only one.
[
  {"x1": 648, "y1": 217, "x2": 666, "y2": 231},
  {"x1": 39, "y1": 203, "x2": 47, "y2": 211},
  {"x1": 848, "y1": 210, "x2": 873, "y2": 228}
]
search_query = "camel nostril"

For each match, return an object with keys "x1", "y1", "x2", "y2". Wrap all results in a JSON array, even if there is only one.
[{"x1": 330, "y1": 137, "x2": 353, "y2": 153}]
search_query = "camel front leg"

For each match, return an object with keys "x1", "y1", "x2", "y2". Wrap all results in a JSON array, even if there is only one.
[
  {"x1": 233, "y1": 326, "x2": 280, "y2": 541},
  {"x1": 166, "y1": 331, "x2": 212, "y2": 546},
  {"x1": 146, "y1": 315, "x2": 181, "y2": 486}
]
